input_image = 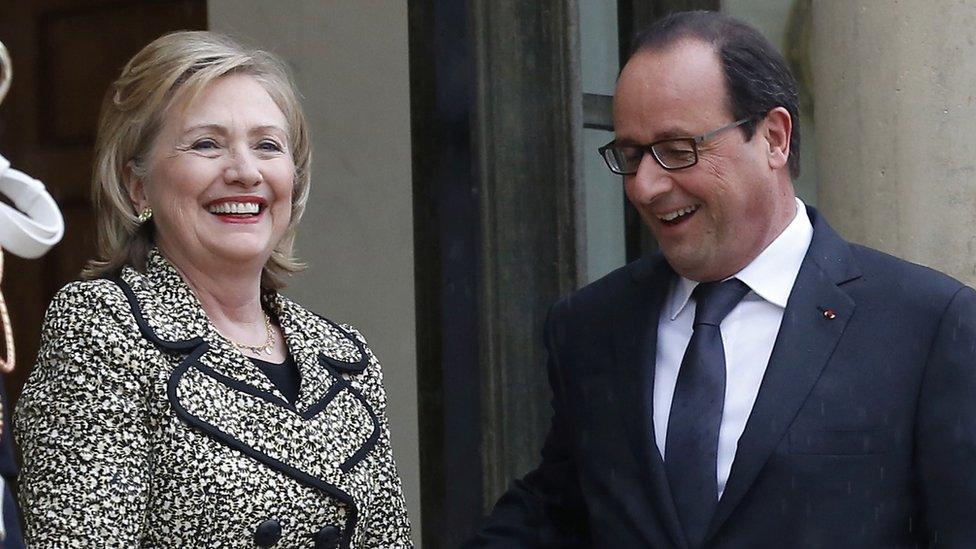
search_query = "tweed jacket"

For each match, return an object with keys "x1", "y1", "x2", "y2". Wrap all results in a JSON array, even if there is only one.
[{"x1": 15, "y1": 250, "x2": 412, "y2": 548}]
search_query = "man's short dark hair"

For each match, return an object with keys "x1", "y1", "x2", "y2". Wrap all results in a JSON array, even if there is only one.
[{"x1": 631, "y1": 11, "x2": 801, "y2": 178}]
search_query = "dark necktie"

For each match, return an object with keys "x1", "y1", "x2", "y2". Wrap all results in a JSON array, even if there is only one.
[{"x1": 665, "y1": 278, "x2": 751, "y2": 548}]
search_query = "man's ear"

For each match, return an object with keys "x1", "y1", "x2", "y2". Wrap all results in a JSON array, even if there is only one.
[
  {"x1": 762, "y1": 106, "x2": 792, "y2": 171},
  {"x1": 123, "y1": 162, "x2": 149, "y2": 214}
]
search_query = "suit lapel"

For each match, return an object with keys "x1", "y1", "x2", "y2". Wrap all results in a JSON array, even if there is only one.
[
  {"x1": 615, "y1": 256, "x2": 689, "y2": 549},
  {"x1": 706, "y1": 208, "x2": 861, "y2": 541}
]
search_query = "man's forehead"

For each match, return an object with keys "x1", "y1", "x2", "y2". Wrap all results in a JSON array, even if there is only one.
[
  {"x1": 613, "y1": 39, "x2": 729, "y2": 137},
  {"x1": 617, "y1": 40, "x2": 724, "y2": 103}
]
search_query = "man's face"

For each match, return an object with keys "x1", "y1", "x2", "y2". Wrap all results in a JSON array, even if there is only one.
[{"x1": 613, "y1": 40, "x2": 789, "y2": 282}]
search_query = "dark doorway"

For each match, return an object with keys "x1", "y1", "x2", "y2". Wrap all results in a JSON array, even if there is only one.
[{"x1": 0, "y1": 0, "x2": 207, "y2": 407}]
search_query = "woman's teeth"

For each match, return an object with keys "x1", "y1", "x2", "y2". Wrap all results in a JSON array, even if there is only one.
[{"x1": 207, "y1": 202, "x2": 260, "y2": 215}]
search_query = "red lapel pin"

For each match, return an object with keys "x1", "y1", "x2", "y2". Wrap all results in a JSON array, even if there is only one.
[{"x1": 817, "y1": 306, "x2": 837, "y2": 320}]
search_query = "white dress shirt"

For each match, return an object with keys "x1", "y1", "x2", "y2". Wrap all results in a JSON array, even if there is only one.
[{"x1": 653, "y1": 198, "x2": 813, "y2": 498}]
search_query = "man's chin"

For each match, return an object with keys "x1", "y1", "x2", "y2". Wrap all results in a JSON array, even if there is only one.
[
  {"x1": 662, "y1": 250, "x2": 699, "y2": 277},
  {"x1": 660, "y1": 249, "x2": 722, "y2": 283}
]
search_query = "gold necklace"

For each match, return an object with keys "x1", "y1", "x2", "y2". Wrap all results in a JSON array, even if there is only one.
[{"x1": 229, "y1": 312, "x2": 276, "y2": 356}]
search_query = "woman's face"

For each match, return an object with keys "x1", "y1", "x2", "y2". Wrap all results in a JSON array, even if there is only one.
[{"x1": 128, "y1": 74, "x2": 294, "y2": 278}]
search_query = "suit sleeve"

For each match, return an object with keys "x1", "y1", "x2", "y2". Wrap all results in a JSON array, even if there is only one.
[
  {"x1": 465, "y1": 302, "x2": 589, "y2": 548},
  {"x1": 345, "y1": 325, "x2": 414, "y2": 547},
  {"x1": 915, "y1": 285, "x2": 976, "y2": 545},
  {"x1": 14, "y1": 283, "x2": 152, "y2": 547}
]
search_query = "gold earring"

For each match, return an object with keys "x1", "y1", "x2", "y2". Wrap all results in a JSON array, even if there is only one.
[{"x1": 137, "y1": 207, "x2": 153, "y2": 223}]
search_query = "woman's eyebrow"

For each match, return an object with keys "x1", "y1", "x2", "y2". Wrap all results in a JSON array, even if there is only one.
[
  {"x1": 250, "y1": 124, "x2": 288, "y2": 136},
  {"x1": 181, "y1": 123, "x2": 227, "y2": 135}
]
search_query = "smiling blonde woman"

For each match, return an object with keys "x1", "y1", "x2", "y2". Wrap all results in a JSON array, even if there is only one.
[{"x1": 14, "y1": 31, "x2": 412, "y2": 548}]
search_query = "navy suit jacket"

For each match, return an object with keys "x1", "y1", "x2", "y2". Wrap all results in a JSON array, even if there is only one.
[
  {"x1": 469, "y1": 207, "x2": 976, "y2": 548},
  {"x1": 0, "y1": 378, "x2": 24, "y2": 548}
]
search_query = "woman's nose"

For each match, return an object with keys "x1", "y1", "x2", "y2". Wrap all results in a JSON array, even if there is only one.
[{"x1": 225, "y1": 149, "x2": 262, "y2": 187}]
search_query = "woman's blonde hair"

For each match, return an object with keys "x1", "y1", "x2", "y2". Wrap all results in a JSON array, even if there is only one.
[{"x1": 83, "y1": 31, "x2": 311, "y2": 289}]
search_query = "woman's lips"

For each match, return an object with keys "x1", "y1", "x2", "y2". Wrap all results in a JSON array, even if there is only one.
[{"x1": 204, "y1": 197, "x2": 268, "y2": 223}]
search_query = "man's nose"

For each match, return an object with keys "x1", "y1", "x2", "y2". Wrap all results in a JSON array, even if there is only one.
[
  {"x1": 224, "y1": 148, "x2": 262, "y2": 187},
  {"x1": 625, "y1": 151, "x2": 673, "y2": 205}
]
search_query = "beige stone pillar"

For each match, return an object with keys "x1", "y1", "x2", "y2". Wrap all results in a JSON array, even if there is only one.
[{"x1": 812, "y1": 1, "x2": 976, "y2": 284}]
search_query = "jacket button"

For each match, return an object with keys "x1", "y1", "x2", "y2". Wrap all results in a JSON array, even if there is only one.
[
  {"x1": 254, "y1": 518, "x2": 282, "y2": 547},
  {"x1": 314, "y1": 525, "x2": 341, "y2": 549}
]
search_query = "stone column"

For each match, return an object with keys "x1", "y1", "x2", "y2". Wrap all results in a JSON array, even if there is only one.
[{"x1": 812, "y1": 1, "x2": 976, "y2": 284}]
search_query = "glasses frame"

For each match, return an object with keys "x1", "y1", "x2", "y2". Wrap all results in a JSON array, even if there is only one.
[{"x1": 598, "y1": 117, "x2": 753, "y2": 175}]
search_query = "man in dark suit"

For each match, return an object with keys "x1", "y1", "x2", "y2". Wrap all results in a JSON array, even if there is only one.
[{"x1": 468, "y1": 11, "x2": 976, "y2": 548}]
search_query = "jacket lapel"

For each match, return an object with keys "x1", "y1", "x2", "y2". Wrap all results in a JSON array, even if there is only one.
[
  {"x1": 123, "y1": 249, "x2": 283, "y2": 399},
  {"x1": 705, "y1": 207, "x2": 861, "y2": 541},
  {"x1": 615, "y1": 256, "x2": 689, "y2": 549},
  {"x1": 270, "y1": 295, "x2": 371, "y2": 415},
  {"x1": 195, "y1": 337, "x2": 285, "y2": 403},
  {"x1": 116, "y1": 249, "x2": 381, "y2": 504}
]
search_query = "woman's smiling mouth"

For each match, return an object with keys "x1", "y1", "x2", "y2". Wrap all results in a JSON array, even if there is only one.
[{"x1": 204, "y1": 197, "x2": 267, "y2": 222}]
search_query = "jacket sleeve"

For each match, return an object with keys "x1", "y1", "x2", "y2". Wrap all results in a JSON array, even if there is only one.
[
  {"x1": 465, "y1": 302, "x2": 589, "y2": 548},
  {"x1": 14, "y1": 282, "x2": 152, "y2": 547},
  {"x1": 915, "y1": 285, "x2": 976, "y2": 545},
  {"x1": 345, "y1": 325, "x2": 414, "y2": 547}
]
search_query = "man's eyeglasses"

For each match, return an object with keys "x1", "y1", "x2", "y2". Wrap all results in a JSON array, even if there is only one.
[{"x1": 598, "y1": 117, "x2": 753, "y2": 175}]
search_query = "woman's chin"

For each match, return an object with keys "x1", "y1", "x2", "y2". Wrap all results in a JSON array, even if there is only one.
[{"x1": 194, "y1": 242, "x2": 274, "y2": 273}]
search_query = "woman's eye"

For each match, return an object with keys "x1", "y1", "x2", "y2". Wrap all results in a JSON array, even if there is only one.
[
  {"x1": 257, "y1": 140, "x2": 284, "y2": 152},
  {"x1": 191, "y1": 139, "x2": 219, "y2": 151}
]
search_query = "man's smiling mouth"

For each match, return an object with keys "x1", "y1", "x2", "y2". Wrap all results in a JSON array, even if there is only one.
[{"x1": 656, "y1": 204, "x2": 700, "y2": 225}]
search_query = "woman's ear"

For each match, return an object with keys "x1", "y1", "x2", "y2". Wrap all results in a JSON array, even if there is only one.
[
  {"x1": 762, "y1": 106, "x2": 792, "y2": 171},
  {"x1": 123, "y1": 162, "x2": 149, "y2": 214}
]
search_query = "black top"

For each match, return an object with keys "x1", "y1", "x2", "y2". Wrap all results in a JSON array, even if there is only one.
[{"x1": 250, "y1": 354, "x2": 301, "y2": 406}]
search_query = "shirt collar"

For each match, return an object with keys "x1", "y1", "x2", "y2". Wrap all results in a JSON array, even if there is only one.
[{"x1": 668, "y1": 197, "x2": 813, "y2": 320}]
